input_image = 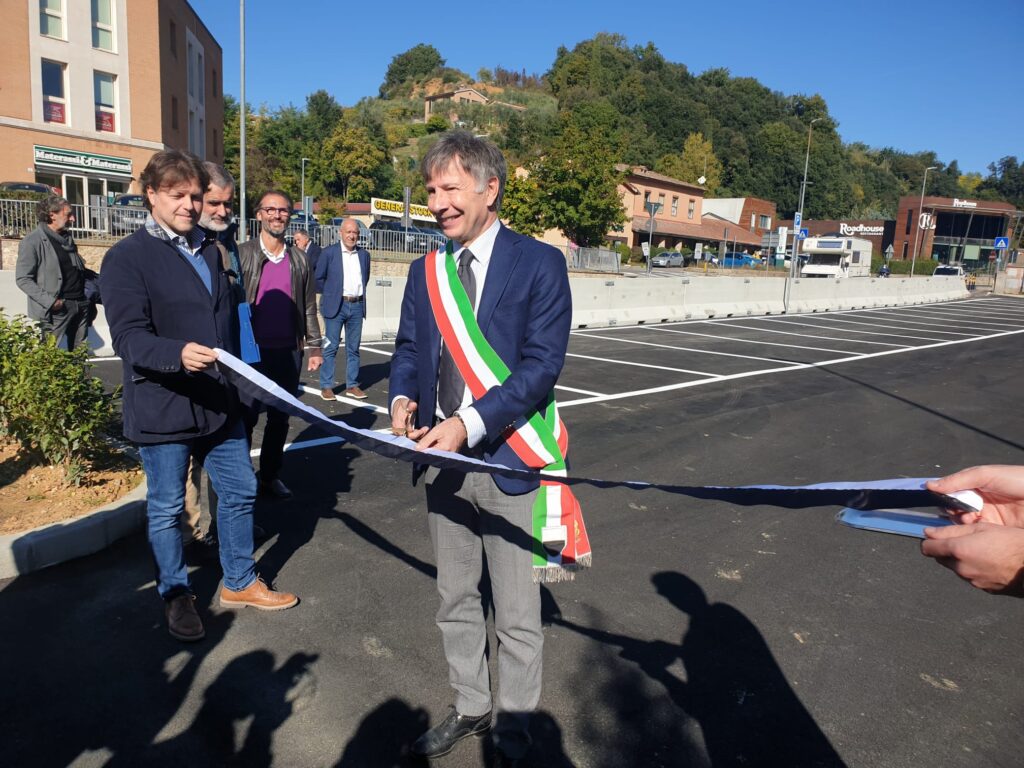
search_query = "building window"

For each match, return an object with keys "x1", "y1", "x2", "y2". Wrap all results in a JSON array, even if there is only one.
[
  {"x1": 91, "y1": 0, "x2": 114, "y2": 51},
  {"x1": 905, "y1": 208, "x2": 912, "y2": 235},
  {"x1": 750, "y1": 213, "x2": 756, "y2": 227},
  {"x1": 687, "y1": 199, "x2": 695, "y2": 220},
  {"x1": 759, "y1": 214, "x2": 771, "y2": 229},
  {"x1": 41, "y1": 59, "x2": 67, "y2": 124},
  {"x1": 94, "y1": 71, "x2": 116, "y2": 132},
  {"x1": 213, "y1": 128, "x2": 219, "y2": 157},
  {"x1": 171, "y1": 96, "x2": 178, "y2": 129},
  {"x1": 169, "y1": 19, "x2": 177, "y2": 56},
  {"x1": 671, "y1": 196, "x2": 679, "y2": 216},
  {"x1": 39, "y1": 0, "x2": 64, "y2": 39},
  {"x1": 196, "y1": 52, "x2": 205, "y2": 105},
  {"x1": 901, "y1": 242, "x2": 908, "y2": 260},
  {"x1": 644, "y1": 191, "x2": 650, "y2": 205},
  {"x1": 212, "y1": 69, "x2": 219, "y2": 98}
]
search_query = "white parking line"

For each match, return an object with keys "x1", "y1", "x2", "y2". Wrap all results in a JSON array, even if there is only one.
[
  {"x1": 565, "y1": 352, "x2": 718, "y2": 377},
  {"x1": 870, "y1": 308, "x2": 1012, "y2": 329},
  {"x1": 761, "y1": 315, "x2": 960, "y2": 340},
  {"x1": 298, "y1": 385, "x2": 390, "y2": 414},
  {"x1": 704, "y1": 320, "x2": 910, "y2": 348},
  {"x1": 558, "y1": 327, "x2": 1024, "y2": 408},
  {"x1": 805, "y1": 313, "x2": 976, "y2": 337},
  {"x1": 571, "y1": 332, "x2": 803, "y2": 364},
  {"x1": 645, "y1": 324, "x2": 858, "y2": 355}
]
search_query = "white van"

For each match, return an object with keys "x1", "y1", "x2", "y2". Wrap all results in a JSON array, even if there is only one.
[{"x1": 934, "y1": 264, "x2": 966, "y2": 277}]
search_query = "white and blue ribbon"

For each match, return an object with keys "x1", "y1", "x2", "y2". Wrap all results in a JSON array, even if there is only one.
[{"x1": 215, "y1": 349, "x2": 970, "y2": 513}]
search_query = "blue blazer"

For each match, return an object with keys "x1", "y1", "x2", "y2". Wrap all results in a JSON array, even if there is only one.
[
  {"x1": 100, "y1": 227, "x2": 240, "y2": 444},
  {"x1": 389, "y1": 225, "x2": 572, "y2": 495},
  {"x1": 316, "y1": 243, "x2": 371, "y2": 319}
]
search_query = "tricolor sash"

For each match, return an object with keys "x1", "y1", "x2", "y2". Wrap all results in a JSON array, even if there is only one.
[{"x1": 425, "y1": 242, "x2": 591, "y2": 582}]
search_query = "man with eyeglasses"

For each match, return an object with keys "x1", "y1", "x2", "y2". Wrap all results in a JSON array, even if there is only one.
[{"x1": 238, "y1": 190, "x2": 323, "y2": 500}]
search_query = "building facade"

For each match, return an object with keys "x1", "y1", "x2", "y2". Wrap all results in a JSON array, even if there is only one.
[
  {"x1": 0, "y1": 0, "x2": 222, "y2": 211},
  {"x1": 892, "y1": 195, "x2": 1019, "y2": 269},
  {"x1": 701, "y1": 197, "x2": 776, "y2": 237}
]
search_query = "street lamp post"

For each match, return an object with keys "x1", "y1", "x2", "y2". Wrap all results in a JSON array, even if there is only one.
[
  {"x1": 791, "y1": 117, "x2": 820, "y2": 278},
  {"x1": 645, "y1": 200, "x2": 662, "y2": 274},
  {"x1": 910, "y1": 165, "x2": 937, "y2": 278},
  {"x1": 238, "y1": 0, "x2": 246, "y2": 242},
  {"x1": 300, "y1": 157, "x2": 310, "y2": 226}
]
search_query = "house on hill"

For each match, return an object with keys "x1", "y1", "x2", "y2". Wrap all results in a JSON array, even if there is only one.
[{"x1": 423, "y1": 87, "x2": 526, "y2": 123}]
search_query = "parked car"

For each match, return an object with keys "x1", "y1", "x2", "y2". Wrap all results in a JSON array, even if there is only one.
[
  {"x1": 0, "y1": 180, "x2": 62, "y2": 196},
  {"x1": 933, "y1": 264, "x2": 966, "y2": 277},
  {"x1": 651, "y1": 251, "x2": 684, "y2": 268},
  {"x1": 369, "y1": 219, "x2": 433, "y2": 252},
  {"x1": 721, "y1": 252, "x2": 759, "y2": 268},
  {"x1": 109, "y1": 193, "x2": 148, "y2": 235},
  {"x1": 288, "y1": 210, "x2": 320, "y2": 238}
]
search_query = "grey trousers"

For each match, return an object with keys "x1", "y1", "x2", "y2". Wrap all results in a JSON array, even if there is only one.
[
  {"x1": 425, "y1": 467, "x2": 542, "y2": 758},
  {"x1": 37, "y1": 299, "x2": 89, "y2": 351}
]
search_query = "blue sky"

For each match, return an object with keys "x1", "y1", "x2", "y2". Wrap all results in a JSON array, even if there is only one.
[{"x1": 191, "y1": 0, "x2": 1021, "y2": 176}]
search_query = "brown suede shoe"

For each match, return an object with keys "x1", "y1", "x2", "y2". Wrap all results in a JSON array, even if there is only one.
[
  {"x1": 220, "y1": 577, "x2": 298, "y2": 611},
  {"x1": 166, "y1": 594, "x2": 205, "y2": 642},
  {"x1": 320, "y1": 388, "x2": 336, "y2": 401},
  {"x1": 344, "y1": 386, "x2": 368, "y2": 399}
]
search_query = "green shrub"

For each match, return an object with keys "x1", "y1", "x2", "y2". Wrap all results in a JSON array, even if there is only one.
[
  {"x1": 0, "y1": 314, "x2": 117, "y2": 485},
  {"x1": 872, "y1": 258, "x2": 940, "y2": 275}
]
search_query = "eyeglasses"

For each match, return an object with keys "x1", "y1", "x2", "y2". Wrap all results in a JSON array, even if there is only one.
[{"x1": 259, "y1": 207, "x2": 290, "y2": 217}]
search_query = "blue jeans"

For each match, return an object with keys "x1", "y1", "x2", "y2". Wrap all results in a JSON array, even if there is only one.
[
  {"x1": 138, "y1": 419, "x2": 257, "y2": 600},
  {"x1": 320, "y1": 301, "x2": 363, "y2": 390}
]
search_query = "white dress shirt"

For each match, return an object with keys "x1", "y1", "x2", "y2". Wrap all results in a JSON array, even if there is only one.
[
  {"x1": 441, "y1": 217, "x2": 501, "y2": 448},
  {"x1": 341, "y1": 247, "x2": 364, "y2": 297}
]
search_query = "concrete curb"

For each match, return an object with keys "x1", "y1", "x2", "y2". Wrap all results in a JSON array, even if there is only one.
[{"x1": 0, "y1": 479, "x2": 147, "y2": 579}]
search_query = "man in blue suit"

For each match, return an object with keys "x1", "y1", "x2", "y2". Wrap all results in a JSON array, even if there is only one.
[
  {"x1": 389, "y1": 131, "x2": 572, "y2": 765},
  {"x1": 315, "y1": 219, "x2": 371, "y2": 400}
]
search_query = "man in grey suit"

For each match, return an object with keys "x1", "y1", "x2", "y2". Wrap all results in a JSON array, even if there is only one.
[
  {"x1": 15, "y1": 195, "x2": 90, "y2": 349},
  {"x1": 390, "y1": 131, "x2": 573, "y2": 765}
]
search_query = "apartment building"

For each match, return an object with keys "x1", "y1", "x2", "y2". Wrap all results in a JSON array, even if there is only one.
[{"x1": 0, "y1": 0, "x2": 222, "y2": 213}]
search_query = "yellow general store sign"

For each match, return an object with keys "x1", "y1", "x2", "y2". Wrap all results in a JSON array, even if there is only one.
[{"x1": 370, "y1": 197, "x2": 434, "y2": 223}]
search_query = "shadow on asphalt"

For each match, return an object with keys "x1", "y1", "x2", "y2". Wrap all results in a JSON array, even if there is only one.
[{"x1": 554, "y1": 572, "x2": 846, "y2": 768}]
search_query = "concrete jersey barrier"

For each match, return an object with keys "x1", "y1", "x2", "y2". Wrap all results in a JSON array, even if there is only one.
[{"x1": 0, "y1": 270, "x2": 970, "y2": 354}]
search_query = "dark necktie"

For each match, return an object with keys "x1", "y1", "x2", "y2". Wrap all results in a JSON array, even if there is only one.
[{"x1": 438, "y1": 249, "x2": 477, "y2": 418}]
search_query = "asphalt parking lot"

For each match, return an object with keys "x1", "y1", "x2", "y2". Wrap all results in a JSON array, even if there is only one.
[{"x1": 3, "y1": 295, "x2": 1024, "y2": 767}]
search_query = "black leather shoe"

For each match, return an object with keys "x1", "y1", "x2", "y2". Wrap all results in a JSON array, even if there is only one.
[
  {"x1": 259, "y1": 478, "x2": 292, "y2": 499},
  {"x1": 411, "y1": 707, "x2": 492, "y2": 758}
]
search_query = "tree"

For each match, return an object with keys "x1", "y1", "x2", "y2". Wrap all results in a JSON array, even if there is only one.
[
  {"x1": 656, "y1": 132, "x2": 722, "y2": 192},
  {"x1": 500, "y1": 168, "x2": 545, "y2": 237},
  {"x1": 533, "y1": 124, "x2": 627, "y2": 247},
  {"x1": 426, "y1": 114, "x2": 449, "y2": 133},
  {"x1": 321, "y1": 120, "x2": 388, "y2": 203},
  {"x1": 380, "y1": 44, "x2": 444, "y2": 98}
]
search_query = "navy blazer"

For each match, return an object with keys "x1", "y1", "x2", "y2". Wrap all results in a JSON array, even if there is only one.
[
  {"x1": 303, "y1": 241, "x2": 322, "y2": 276},
  {"x1": 388, "y1": 225, "x2": 572, "y2": 495},
  {"x1": 315, "y1": 243, "x2": 371, "y2": 318},
  {"x1": 100, "y1": 227, "x2": 240, "y2": 444}
]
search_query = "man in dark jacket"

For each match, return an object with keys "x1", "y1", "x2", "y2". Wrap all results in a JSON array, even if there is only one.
[
  {"x1": 292, "y1": 229, "x2": 321, "y2": 275},
  {"x1": 15, "y1": 195, "x2": 89, "y2": 349},
  {"x1": 101, "y1": 150, "x2": 299, "y2": 643},
  {"x1": 238, "y1": 189, "x2": 323, "y2": 500}
]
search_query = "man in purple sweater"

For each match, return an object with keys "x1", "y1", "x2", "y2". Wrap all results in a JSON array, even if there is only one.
[{"x1": 238, "y1": 190, "x2": 323, "y2": 499}]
